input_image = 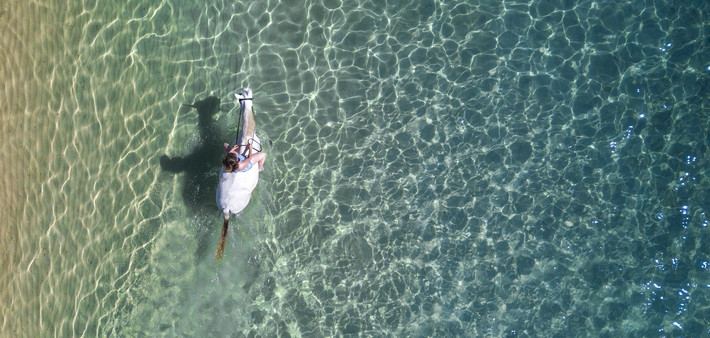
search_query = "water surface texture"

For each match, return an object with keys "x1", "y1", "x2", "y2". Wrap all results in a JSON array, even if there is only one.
[{"x1": 1, "y1": 0, "x2": 709, "y2": 336}]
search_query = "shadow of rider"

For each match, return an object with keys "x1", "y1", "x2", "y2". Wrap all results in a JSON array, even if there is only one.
[{"x1": 160, "y1": 96, "x2": 224, "y2": 258}]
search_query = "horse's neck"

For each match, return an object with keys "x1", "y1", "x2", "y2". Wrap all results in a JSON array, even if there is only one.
[{"x1": 239, "y1": 102, "x2": 256, "y2": 146}]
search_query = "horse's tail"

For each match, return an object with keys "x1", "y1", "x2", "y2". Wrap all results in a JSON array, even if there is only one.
[{"x1": 215, "y1": 216, "x2": 229, "y2": 263}]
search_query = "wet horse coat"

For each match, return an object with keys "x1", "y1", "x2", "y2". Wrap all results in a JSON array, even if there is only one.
[{"x1": 216, "y1": 88, "x2": 261, "y2": 217}]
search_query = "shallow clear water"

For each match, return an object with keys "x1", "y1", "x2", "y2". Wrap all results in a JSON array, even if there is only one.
[{"x1": 1, "y1": 0, "x2": 709, "y2": 336}]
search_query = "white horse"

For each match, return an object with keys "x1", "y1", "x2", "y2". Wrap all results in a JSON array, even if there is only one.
[{"x1": 215, "y1": 87, "x2": 262, "y2": 261}]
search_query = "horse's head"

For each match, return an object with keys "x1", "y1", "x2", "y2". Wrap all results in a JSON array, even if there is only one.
[{"x1": 235, "y1": 87, "x2": 253, "y2": 112}]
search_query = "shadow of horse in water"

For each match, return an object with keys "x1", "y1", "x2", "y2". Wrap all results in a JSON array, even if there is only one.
[{"x1": 160, "y1": 96, "x2": 226, "y2": 259}]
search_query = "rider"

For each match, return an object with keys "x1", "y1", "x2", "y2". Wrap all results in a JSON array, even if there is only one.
[{"x1": 222, "y1": 140, "x2": 266, "y2": 173}]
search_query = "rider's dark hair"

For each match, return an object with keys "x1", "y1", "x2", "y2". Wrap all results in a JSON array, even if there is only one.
[{"x1": 222, "y1": 153, "x2": 238, "y2": 172}]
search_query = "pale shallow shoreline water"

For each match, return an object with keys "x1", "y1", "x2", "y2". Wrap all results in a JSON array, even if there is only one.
[{"x1": 2, "y1": 0, "x2": 709, "y2": 336}]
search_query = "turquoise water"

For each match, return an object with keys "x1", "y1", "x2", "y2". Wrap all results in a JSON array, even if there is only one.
[{"x1": 1, "y1": 0, "x2": 709, "y2": 336}]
